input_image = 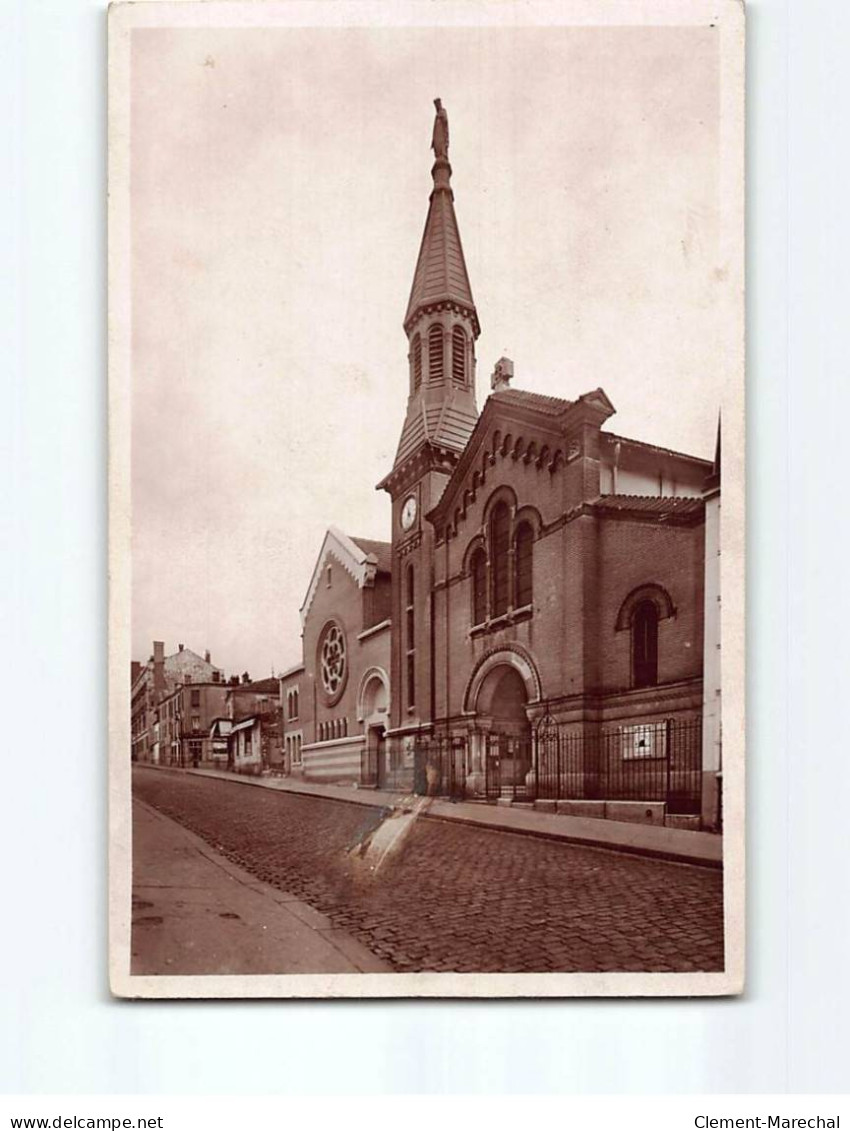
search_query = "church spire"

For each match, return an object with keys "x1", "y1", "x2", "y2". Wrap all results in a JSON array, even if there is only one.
[
  {"x1": 383, "y1": 100, "x2": 480, "y2": 480},
  {"x1": 403, "y1": 98, "x2": 480, "y2": 338}
]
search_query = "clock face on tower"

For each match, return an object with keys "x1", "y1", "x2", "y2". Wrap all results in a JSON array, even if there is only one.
[{"x1": 400, "y1": 494, "x2": 418, "y2": 532}]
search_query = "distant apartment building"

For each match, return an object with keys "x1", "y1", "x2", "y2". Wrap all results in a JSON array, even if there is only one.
[
  {"x1": 130, "y1": 641, "x2": 223, "y2": 763},
  {"x1": 280, "y1": 662, "x2": 306, "y2": 776},
  {"x1": 225, "y1": 676, "x2": 282, "y2": 775},
  {"x1": 156, "y1": 679, "x2": 229, "y2": 767}
]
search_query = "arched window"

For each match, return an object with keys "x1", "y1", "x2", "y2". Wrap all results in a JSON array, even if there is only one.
[
  {"x1": 428, "y1": 324, "x2": 444, "y2": 384},
  {"x1": 451, "y1": 326, "x2": 466, "y2": 384},
  {"x1": 471, "y1": 547, "x2": 487, "y2": 625},
  {"x1": 412, "y1": 334, "x2": 422, "y2": 392},
  {"x1": 515, "y1": 522, "x2": 534, "y2": 608},
  {"x1": 491, "y1": 503, "x2": 511, "y2": 617},
  {"x1": 632, "y1": 600, "x2": 659, "y2": 688},
  {"x1": 406, "y1": 565, "x2": 416, "y2": 709}
]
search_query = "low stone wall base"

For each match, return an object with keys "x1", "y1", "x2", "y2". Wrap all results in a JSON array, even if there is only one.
[
  {"x1": 556, "y1": 800, "x2": 606, "y2": 819},
  {"x1": 605, "y1": 800, "x2": 666, "y2": 826}
]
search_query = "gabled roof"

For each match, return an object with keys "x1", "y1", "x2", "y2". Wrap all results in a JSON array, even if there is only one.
[
  {"x1": 490, "y1": 388, "x2": 574, "y2": 416},
  {"x1": 299, "y1": 526, "x2": 390, "y2": 627},
  {"x1": 349, "y1": 536, "x2": 392, "y2": 575},
  {"x1": 426, "y1": 386, "x2": 616, "y2": 526},
  {"x1": 163, "y1": 647, "x2": 222, "y2": 675},
  {"x1": 404, "y1": 178, "x2": 478, "y2": 335}
]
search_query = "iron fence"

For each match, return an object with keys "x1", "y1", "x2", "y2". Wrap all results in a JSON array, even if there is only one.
[
  {"x1": 535, "y1": 716, "x2": 702, "y2": 814},
  {"x1": 413, "y1": 736, "x2": 468, "y2": 800},
  {"x1": 412, "y1": 717, "x2": 703, "y2": 814}
]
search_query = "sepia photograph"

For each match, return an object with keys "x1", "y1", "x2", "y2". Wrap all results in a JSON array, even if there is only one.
[{"x1": 108, "y1": 0, "x2": 745, "y2": 998}]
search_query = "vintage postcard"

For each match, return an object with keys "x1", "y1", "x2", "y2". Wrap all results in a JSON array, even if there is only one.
[{"x1": 109, "y1": 0, "x2": 745, "y2": 998}]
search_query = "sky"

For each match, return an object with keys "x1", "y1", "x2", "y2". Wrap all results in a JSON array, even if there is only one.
[{"x1": 131, "y1": 22, "x2": 722, "y2": 678}]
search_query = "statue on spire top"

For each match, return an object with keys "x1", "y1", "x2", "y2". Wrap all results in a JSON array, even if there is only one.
[{"x1": 431, "y1": 98, "x2": 449, "y2": 160}]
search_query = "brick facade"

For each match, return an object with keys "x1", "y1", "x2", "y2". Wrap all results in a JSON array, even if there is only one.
[
  {"x1": 280, "y1": 105, "x2": 719, "y2": 823},
  {"x1": 282, "y1": 530, "x2": 391, "y2": 785}
]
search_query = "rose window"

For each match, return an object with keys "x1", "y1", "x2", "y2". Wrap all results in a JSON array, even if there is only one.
[{"x1": 319, "y1": 622, "x2": 347, "y2": 699}]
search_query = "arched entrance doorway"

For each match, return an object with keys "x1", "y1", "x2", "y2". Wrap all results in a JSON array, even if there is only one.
[
  {"x1": 357, "y1": 667, "x2": 390, "y2": 787},
  {"x1": 474, "y1": 664, "x2": 532, "y2": 798}
]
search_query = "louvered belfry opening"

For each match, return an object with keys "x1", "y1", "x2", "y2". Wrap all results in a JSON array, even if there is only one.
[
  {"x1": 428, "y1": 324, "x2": 444, "y2": 384},
  {"x1": 412, "y1": 334, "x2": 422, "y2": 392},
  {"x1": 452, "y1": 325, "x2": 466, "y2": 385}
]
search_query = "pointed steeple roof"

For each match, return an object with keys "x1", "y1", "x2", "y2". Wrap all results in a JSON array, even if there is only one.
[{"x1": 403, "y1": 100, "x2": 479, "y2": 337}]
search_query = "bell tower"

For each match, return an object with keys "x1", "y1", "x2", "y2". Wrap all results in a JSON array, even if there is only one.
[{"x1": 378, "y1": 99, "x2": 481, "y2": 753}]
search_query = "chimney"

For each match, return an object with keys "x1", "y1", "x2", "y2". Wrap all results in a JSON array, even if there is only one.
[
  {"x1": 178, "y1": 643, "x2": 184, "y2": 652},
  {"x1": 153, "y1": 640, "x2": 165, "y2": 693},
  {"x1": 491, "y1": 357, "x2": 513, "y2": 393},
  {"x1": 205, "y1": 650, "x2": 211, "y2": 663}
]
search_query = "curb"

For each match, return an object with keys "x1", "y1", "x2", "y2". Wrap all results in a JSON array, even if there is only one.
[
  {"x1": 133, "y1": 763, "x2": 722, "y2": 871},
  {"x1": 420, "y1": 806, "x2": 722, "y2": 869}
]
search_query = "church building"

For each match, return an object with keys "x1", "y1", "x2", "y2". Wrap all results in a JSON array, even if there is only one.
[{"x1": 280, "y1": 101, "x2": 721, "y2": 830}]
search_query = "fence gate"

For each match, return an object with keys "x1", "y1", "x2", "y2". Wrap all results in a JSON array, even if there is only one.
[
  {"x1": 413, "y1": 736, "x2": 467, "y2": 800},
  {"x1": 484, "y1": 732, "x2": 533, "y2": 802},
  {"x1": 484, "y1": 734, "x2": 501, "y2": 801}
]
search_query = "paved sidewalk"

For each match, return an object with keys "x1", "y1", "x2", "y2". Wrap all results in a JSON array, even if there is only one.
[
  {"x1": 131, "y1": 799, "x2": 390, "y2": 975},
  {"x1": 142, "y1": 764, "x2": 722, "y2": 868}
]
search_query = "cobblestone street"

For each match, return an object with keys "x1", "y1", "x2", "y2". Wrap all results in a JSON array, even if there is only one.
[{"x1": 133, "y1": 768, "x2": 724, "y2": 974}]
